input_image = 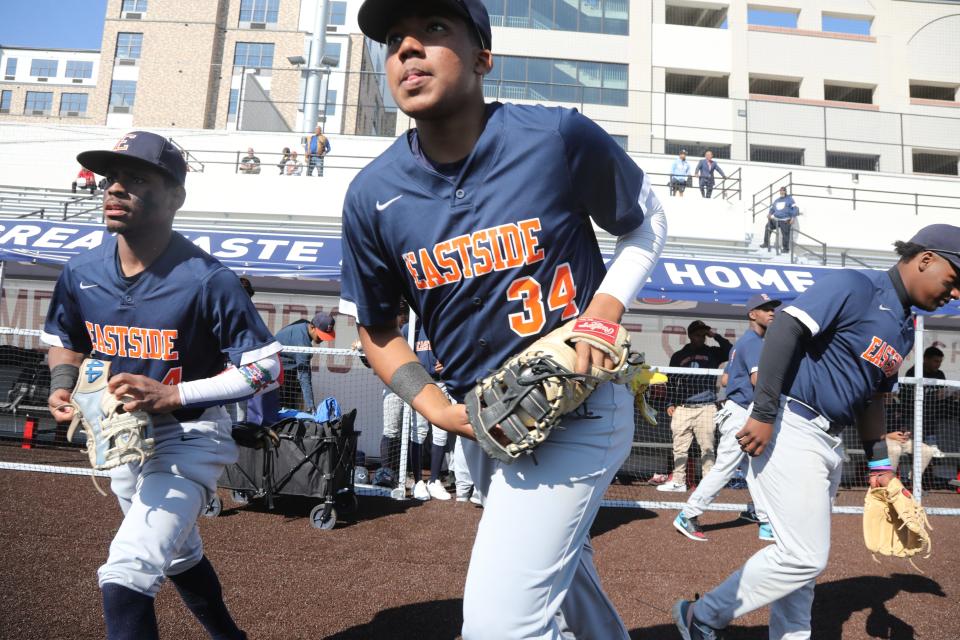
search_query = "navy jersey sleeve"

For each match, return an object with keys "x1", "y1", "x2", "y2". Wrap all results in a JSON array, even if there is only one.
[
  {"x1": 740, "y1": 336, "x2": 762, "y2": 374},
  {"x1": 559, "y1": 109, "x2": 646, "y2": 236},
  {"x1": 201, "y1": 269, "x2": 280, "y2": 366},
  {"x1": 781, "y1": 270, "x2": 872, "y2": 337},
  {"x1": 339, "y1": 189, "x2": 406, "y2": 326},
  {"x1": 41, "y1": 264, "x2": 92, "y2": 353}
]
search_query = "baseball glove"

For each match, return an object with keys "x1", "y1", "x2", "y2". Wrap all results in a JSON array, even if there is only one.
[
  {"x1": 465, "y1": 317, "x2": 642, "y2": 464},
  {"x1": 66, "y1": 359, "x2": 154, "y2": 494},
  {"x1": 863, "y1": 477, "x2": 932, "y2": 564},
  {"x1": 630, "y1": 365, "x2": 668, "y2": 427}
]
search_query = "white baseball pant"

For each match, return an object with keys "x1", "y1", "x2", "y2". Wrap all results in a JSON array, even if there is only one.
[
  {"x1": 99, "y1": 406, "x2": 238, "y2": 597},
  {"x1": 460, "y1": 382, "x2": 633, "y2": 640},
  {"x1": 694, "y1": 399, "x2": 843, "y2": 640},
  {"x1": 682, "y1": 400, "x2": 768, "y2": 522}
]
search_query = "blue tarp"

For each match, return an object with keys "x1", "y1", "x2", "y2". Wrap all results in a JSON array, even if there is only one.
[{"x1": 3, "y1": 219, "x2": 957, "y2": 315}]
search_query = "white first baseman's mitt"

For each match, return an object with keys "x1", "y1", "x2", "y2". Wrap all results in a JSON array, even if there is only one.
[
  {"x1": 67, "y1": 359, "x2": 154, "y2": 492},
  {"x1": 465, "y1": 317, "x2": 642, "y2": 464}
]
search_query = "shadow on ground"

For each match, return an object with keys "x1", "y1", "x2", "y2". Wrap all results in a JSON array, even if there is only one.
[
  {"x1": 591, "y1": 506, "x2": 658, "y2": 538},
  {"x1": 324, "y1": 598, "x2": 464, "y2": 640}
]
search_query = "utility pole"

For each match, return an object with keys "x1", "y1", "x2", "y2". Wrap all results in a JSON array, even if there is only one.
[{"x1": 303, "y1": 0, "x2": 329, "y2": 133}]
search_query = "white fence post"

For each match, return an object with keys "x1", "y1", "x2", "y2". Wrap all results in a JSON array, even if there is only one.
[{"x1": 913, "y1": 316, "x2": 924, "y2": 502}]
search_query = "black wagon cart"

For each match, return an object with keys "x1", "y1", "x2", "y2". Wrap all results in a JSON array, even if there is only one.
[{"x1": 209, "y1": 408, "x2": 359, "y2": 530}]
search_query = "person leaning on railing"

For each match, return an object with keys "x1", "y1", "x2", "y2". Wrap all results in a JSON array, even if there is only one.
[{"x1": 762, "y1": 187, "x2": 799, "y2": 252}]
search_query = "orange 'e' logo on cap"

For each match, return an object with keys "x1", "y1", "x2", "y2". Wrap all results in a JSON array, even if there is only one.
[{"x1": 114, "y1": 133, "x2": 137, "y2": 151}]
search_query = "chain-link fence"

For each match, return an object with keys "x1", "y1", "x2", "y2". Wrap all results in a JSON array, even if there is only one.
[{"x1": 2, "y1": 327, "x2": 959, "y2": 514}]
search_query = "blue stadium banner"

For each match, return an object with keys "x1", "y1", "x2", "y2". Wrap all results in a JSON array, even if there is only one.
[
  {"x1": 0, "y1": 219, "x2": 341, "y2": 279},
  {"x1": 2, "y1": 219, "x2": 958, "y2": 315}
]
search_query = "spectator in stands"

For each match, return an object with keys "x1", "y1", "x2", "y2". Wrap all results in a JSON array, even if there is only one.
[
  {"x1": 762, "y1": 187, "x2": 800, "y2": 252},
  {"x1": 694, "y1": 150, "x2": 726, "y2": 199},
  {"x1": 274, "y1": 311, "x2": 336, "y2": 412},
  {"x1": 72, "y1": 167, "x2": 97, "y2": 194},
  {"x1": 284, "y1": 151, "x2": 303, "y2": 176},
  {"x1": 305, "y1": 125, "x2": 330, "y2": 177},
  {"x1": 277, "y1": 147, "x2": 291, "y2": 175},
  {"x1": 239, "y1": 147, "x2": 261, "y2": 174},
  {"x1": 669, "y1": 149, "x2": 691, "y2": 197},
  {"x1": 657, "y1": 320, "x2": 732, "y2": 493}
]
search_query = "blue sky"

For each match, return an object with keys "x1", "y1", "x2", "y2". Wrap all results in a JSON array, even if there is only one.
[{"x1": 0, "y1": 1, "x2": 107, "y2": 50}]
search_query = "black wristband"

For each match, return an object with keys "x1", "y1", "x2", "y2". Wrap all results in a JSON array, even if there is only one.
[{"x1": 50, "y1": 364, "x2": 80, "y2": 392}]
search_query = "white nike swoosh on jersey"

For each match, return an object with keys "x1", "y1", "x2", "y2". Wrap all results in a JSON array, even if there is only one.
[
  {"x1": 376, "y1": 195, "x2": 403, "y2": 211},
  {"x1": 879, "y1": 304, "x2": 892, "y2": 311},
  {"x1": 80, "y1": 282, "x2": 99, "y2": 290}
]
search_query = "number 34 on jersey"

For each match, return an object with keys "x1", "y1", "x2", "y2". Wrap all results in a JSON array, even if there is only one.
[{"x1": 400, "y1": 216, "x2": 578, "y2": 337}]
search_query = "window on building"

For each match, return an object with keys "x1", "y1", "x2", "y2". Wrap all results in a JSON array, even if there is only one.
[
  {"x1": 122, "y1": 0, "x2": 147, "y2": 11},
  {"x1": 4, "y1": 58, "x2": 16, "y2": 77},
  {"x1": 666, "y1": 140, "x2": 731, "y2": 159},
  {"x1": 821, "y1": 13, "x2": 871, "y2": 36},
  {"x1": 329, "y1": 1, "x2": 347, "y2": 25},
  {"x1": 60, "y1": 93, "x2": 89, "y2": 116},
  {"x1": 665, "y1": 3, "x2": 727, "y2": 28},
  {"x1": 323, "y1": 89, "x2": 338, "y2": 116},
  {"x1": 233, "y1": 42, "x2": 275, "y2": 68},
  {"x1": 482, "y1": 0, "x2": 628, "y2": 35},
  {"x1": 665, "y1": 72, "x2": 729, "y2": 98},
  {"x1": 826, "y1": 151, "x2": 878, "y2": 172},
  {"x1": 910, "y1": 82, "x2": 958, "y2": 102},
  {"x1": 747, "y1": 7, "x2": 798, "y2": 28},
  {"x1": 25, "y1": 91, "x2": 54, "y2": 114},
  {"x1": 0, "y1": 90, "x2": 11, "y2": 113},
  {"x1": 483, "y1": 55, "x2": 628, "y2": 106},
  {"x1": 824, "y1": 82, "x2": 874, "y2": 104},
  {"x1": 325, "y1": 42, "x2": 342, "y2": 66},
  {"x1": 749, "y1": 75, "x2": 800, "y2": 98},
  {"x1": 29, "y1": 59, "x2": 58, "y2": 77},
  {"x1": 239, "y1": 0, "x2": 280, "y2": 24},
  {"x1": 750, "y1": 145, "x2": 804, "y2": 166},
  {"x1": 65, "y1": 61, "x2": 94, "y2": 79},
  {"x1": 913, "y1": 151, "x2": 959, "y2": 176},
  {"x1": 228, "y1": 89, "x2": 240, "y2": 116},
  {"x1": 110, "y1": 80, "x2": 137, "y2": 109},
  {"x1": 610, "y1": 134, "x2": 628, "y2": 151},
  {"x1": 117, "y1": 33, "x2": 143, "y2": 59}
]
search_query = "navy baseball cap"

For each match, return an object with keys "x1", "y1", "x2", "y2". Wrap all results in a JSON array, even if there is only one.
[
  {"x1": 908, "y1": 224, "x2": 960, "y2": 274},
  {"x1": 77, "y1": 131, "x2": 187, "y2": 186},
  {"x1": 311, "y1": 312, "x2": 336, "y2": 341},
  {"x1": 358, "y1": 0, "x2": 492, "y2": 49},
  {"x1": 746, "y1": 293, "x2": 781, "y2": 313}
]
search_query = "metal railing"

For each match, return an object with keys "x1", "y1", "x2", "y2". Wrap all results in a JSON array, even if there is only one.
[
  {"x1": 168, "y1": 137, "x2": 205, "y2": 173},
  {"x1": 0, "y1": 187, "x2": 102, "y2": 222},
  {"x1": 790, "y1": 227, "x2": 828, "y2": 265},
  {"x1": 751, "y1": 171, "x2": 960, "y2": 221}
]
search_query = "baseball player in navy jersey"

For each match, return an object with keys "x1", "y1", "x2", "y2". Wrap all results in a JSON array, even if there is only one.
[
  {"x1": 675, "y1": 225, "x2": 960, "y2": 640},
  {"x1": 43, "y1": 132, "x2": 282, "y2": 640},
  {"x1": 340, "y1": 1, "x2": 667, "y2": 637},
  {"x1": 672, "y1": 293, "x2": 779, "y2": 543}
]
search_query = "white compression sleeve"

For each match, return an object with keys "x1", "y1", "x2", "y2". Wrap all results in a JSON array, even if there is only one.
[
  {"x1": 177, "y1": 354, "x2": 282, "y2": 408},
  {"x1": 595, "y1": 187, "x2": 668, "y2": 308}
]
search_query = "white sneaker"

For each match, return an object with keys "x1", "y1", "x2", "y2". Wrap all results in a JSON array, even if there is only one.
[
  {"x1": 469, "y1": 492, "x2": 483, "y2": 506},
  {"x1": 413, "y1": 480, "x2": 430, "y2": 501},
  {"x1": 427, "y1": 479, "x2": 451, "y2": 501},
  {"x1": 656, "y1": 481, "x2": 688, "y2": 493}
]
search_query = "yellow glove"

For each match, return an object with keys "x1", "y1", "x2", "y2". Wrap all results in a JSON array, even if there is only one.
[
  {"x1": 630, "y1": 365, "x2": 667, "y2": 426},
  {"x1": 863, "y1": 477, "x2": 932, "y2": 565}
]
